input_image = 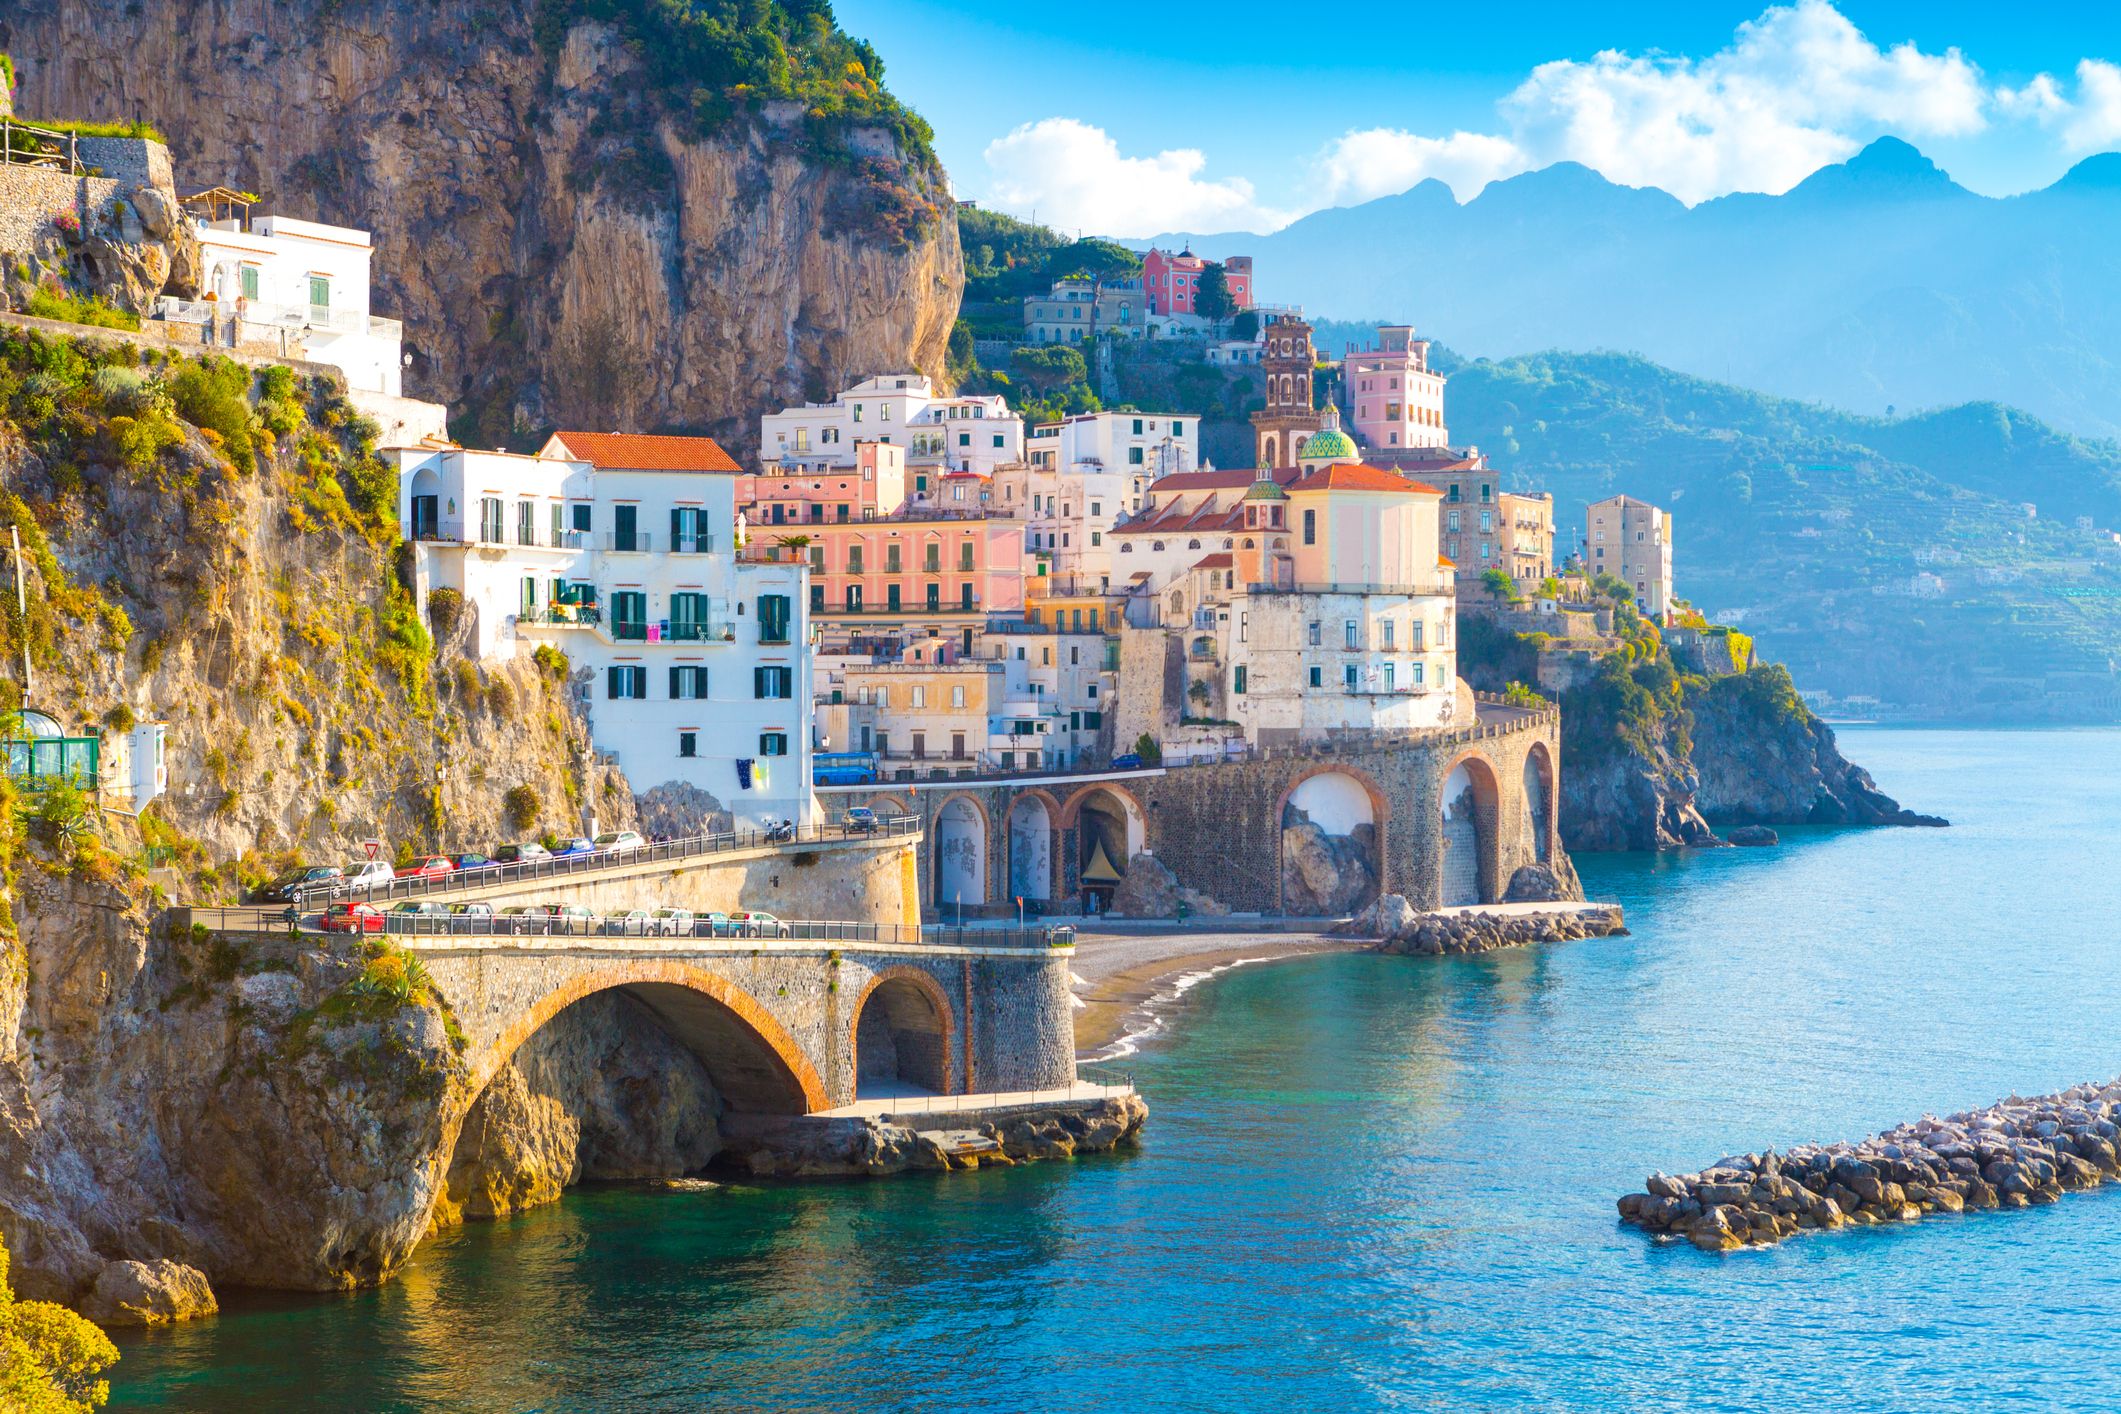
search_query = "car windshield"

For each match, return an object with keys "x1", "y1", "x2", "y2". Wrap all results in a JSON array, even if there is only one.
[{"x1": 594, "y1": 833, "x2": 625, "y2": 845}]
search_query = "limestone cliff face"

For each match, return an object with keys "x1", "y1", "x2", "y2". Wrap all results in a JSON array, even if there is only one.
[
  {"x1": 1689, "y1": 671, "x2": 1946, "y2": 828},
  {"x1": 2, "y1": 1, "x2": 963, "y2": 451}
]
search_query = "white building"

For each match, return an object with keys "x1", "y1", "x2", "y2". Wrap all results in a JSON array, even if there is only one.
[
  {"x1": 759, "y1": 374, "x2": 1024, "y2": 489},
  {"x1": 176, "y1": 212, "x2": 407, "y2": 396},
  {"x1": 393, "y1": 432, "x2": 814, "y2": 830},
  {"x1": 1014, "y1": 411, "x2": 1200, "y2": 590}
]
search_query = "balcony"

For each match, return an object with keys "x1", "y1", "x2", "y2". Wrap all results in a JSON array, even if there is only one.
[
  {"x1": 603, "y1": 533, "x2": 653, "y2": 554},
  {"x1": 670, "y1": 533, "x2": 715, "y2": 555}
]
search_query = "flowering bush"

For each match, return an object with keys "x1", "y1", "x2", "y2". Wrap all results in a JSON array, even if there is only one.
[{"x1": 51, "y1": 209, "x2": 80, "y2": 237}]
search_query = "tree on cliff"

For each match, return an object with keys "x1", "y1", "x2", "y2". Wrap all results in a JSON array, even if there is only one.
[
  {"x1": 0, "y1": 1234, "x2": 117, "y2": 1412},
  {"x1": 1195, "y1": 262, "x2": 1235, "y2": 323}
]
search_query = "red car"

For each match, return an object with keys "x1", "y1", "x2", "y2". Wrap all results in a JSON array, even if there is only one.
[
  {"x1": 320, "y1": 902, "x2": 386, "y2": 934},
  {"x1": 411, "y1": 856, "x2": 456, "y2": 878}
]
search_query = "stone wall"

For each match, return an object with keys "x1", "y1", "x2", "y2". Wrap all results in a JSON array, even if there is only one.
[
  {"x1": 0, "y1": 166, "x2": 122, "y2": 255},
  {"x1": 836, "y1": 702, "x2": 1566, "y2": 916}
]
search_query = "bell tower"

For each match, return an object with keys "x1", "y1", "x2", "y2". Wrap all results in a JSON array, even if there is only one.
[{"x1": 1251, "y1": 313, "x2": 1324, "y2": 470}]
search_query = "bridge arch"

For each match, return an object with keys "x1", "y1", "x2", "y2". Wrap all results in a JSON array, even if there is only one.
[
  {"x1": 464, "y1": 961, "x2": 828, "y2": 1119},
  {"x1": 1275, "y1": 765, "x2": 1389, "y2": 915},
  {"x1": 852, "y1": 967, "x2": 955, "y2": 1098},
  {"x1": 1006, "y1": 789, "x2": 1061, "y2": 904},
  {"x1": 933, "y1": 792, "x2": 990, "y2": 909},
  {"x1": 1060, "y1": 784, "x2": 1145, "y2": 911},
  {"x1": 1441, "y1": 754, "x2": 1503, "y2": 906},
  {"x1": 1524, "y1": 742, "x2": 1556, "y2": 864}
]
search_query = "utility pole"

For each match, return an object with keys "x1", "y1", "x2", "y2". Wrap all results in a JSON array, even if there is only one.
[{"x1": 10, "y1": 525, "x2": 29, "y2": 707}]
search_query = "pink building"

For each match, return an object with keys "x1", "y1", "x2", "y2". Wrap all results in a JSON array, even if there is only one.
[
  {"x1": 1346, "y1": 325, "x2": 1449, "y2": 451},
  {"x1": 1142, "y1": 248, "x2": 1252, "y2": 316},
  {"x1": 746, "y1": 512, "x2": 1027, "y2": 648},
  {"x1": 735, "y1": 439, "x2": 908, "y2": 527}
]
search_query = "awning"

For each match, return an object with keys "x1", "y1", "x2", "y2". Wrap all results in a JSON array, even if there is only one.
[{"x1": 1081, "y1": 838, "x2": 1123, "y2": 884}]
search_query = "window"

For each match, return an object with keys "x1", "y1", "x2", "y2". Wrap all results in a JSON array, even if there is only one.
[
  {"x1": 671, "y1": 506, "x2": 709, "y2": 552},
  {"x1": 1384, "y1": 663, "x2": 1396, "y2": 691},
  {"x1": 668, "y1": 665, "x2": 708, "y2": 699},
  {"x1": 307, "y1": 274, "x2": 330, "y2": 309},
  {"x1": 669, "y1": 592, "x2": 711, "y2": 639},
  {"x1": 1413, "y1": 662, "x2": 1425, "y2": 686},
  {"x1": 847, "y1": 545, "x2": 864, "y2": 574},
  {"x1": 1345, "y1": 664, "x2": 1359, "y2": 689},
  {"x1": 678, "y1": 732, "x2": 697, "y2": 758},
  {"x1": 519, "y1": 576, "x2": 536, "y2": 616},
  {"x1": 959, "y1": 433, "x2": 970, "y2": 447},
  {"x1": 1302, "y1": 508, "x2": 1316, "y2": 545},
  {"x1": 951, "y1": 685, "x2": 966, "y2": 708},
  {"x1": 993, "y1": 434, "x2": 1005, "y2": 448},
  {"x1": 1411, "y1": 622, "x2": 1424, "y2": 651},
  {"x1": 1344, "y1": 620, "x2": 1358, "y2": 648},
  {"x1": 606, "y1": 665, "x2": 647, "y2": 700},
  {"x1": 951, "y1": 732, "x2": 967, "y2": 760},
  {"x1": 926, "y1": 583, "x2": 941, "y2": 611},
  {"x1": 1307, "y1": 621, "x2": 1321, "y2": 647},
  {"x1": 960, "y1": 584, "x2": 974, "y2": 610},
  {"x1": 911, "y1": 732, "x2": 926, "y2": 760},
  {"x1": 912, "y1": 685, "x2": 927, "y2": 708},
  {"x1": 239, "y1": 264, "x2": 261, "y2": 300},
  {"x1": 810, "y1": 584, "x2": 825, "y2": 614},
  {"x1": 1129, "y1": 448, "x2": 1144, "y2": 465},
  {"x1": 758, "y1": 731, "x2": 789, "y2": 757},
  {"x1": 754, "y1": 666, "x2": 793, "y2": 699},
  {"x1": 887, "y1": 583, "x2": 902, "y2": 611},
  {"x1": 1309, "y1": 666, "x2": 1323, "y2": 688},
  {"x1": 551, "y1": 502, "x2": 565, "y2": 546},
  {"x1": 1382, "y1": 621, "x2": 1395, "y2": 650},
  {"x1": 479, "y1": 497, "x2": 504, "y2": 542},
  {"x1": 572, "y1": 503, "x2": 592, "y2": 533},
  {"x1": 612, "y1": 591, "x2": 647, "y2": 640},
  {"x1": 925, "y1": 544, "x2": 941, "y2": 573},
  {"x1": 1132, "y1": 418, "x2": 1145, "y2": 434},
  {"x1": 757, "y1": 594, "x2": 791, "y2": 644},
  {"x1": 846, "y1": 585, "x2": 864, "y2": 609},
  {"x1": 959, "y1": 542, "x2": 974, "y2": 571},
  {"x1": 1233, "y1": 665, "x2": 1247, "y2": 694},
  {"x1": 1172, "y1": 421, "x2": 1184, "y2": 438}
]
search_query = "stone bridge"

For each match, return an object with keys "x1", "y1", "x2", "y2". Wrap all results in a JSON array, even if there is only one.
[
  {"x1": 414, "y1": 932, "x2": 1078, "y2": 1125},
  {"x1": 831, "y1": 701, "x2": 1564, "y2": 917}
]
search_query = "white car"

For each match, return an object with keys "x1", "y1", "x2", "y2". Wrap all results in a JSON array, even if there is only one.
[
  {"x1": 648, "y1": 908, "x2": 695, "y2": 936},
  {"x1": 594, "y1": 830, "x2": 646, "y2": 855},
  {"x1": 341, "y1": 861, "x2": 397, "y2": 893},
  {"x1": 607, "y1": 909, "x2": 655, "y2": 936}
]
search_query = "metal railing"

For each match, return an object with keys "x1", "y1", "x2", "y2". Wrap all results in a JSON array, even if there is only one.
[
  {"x1": 293, "y1": 815, "x2": 923, "y2": 907},
  {"x1": 372, "y1": 915, "x2": 1071, "y2": 950},
  {"x1": 603, "y1": 532, "x2": 653, "y2": 553}
]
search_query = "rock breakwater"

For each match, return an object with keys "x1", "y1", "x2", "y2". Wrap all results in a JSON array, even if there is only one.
[
  {"x1": 1347, "y1": 894, "x2": 1627, "y2": 957},
  {"x1": 1619, "y1": 1079, "x2": 2121, "y2": 1251}
]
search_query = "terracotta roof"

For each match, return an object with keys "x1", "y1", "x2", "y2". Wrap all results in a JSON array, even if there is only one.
[
  {"x1": 546, "y1": 430, "x2": 740, "y2": 473},
  {"x1": 1148, "y1": 466, "x2": 1292, "y2": 494},
  {"x1": 1191, "y1": 552, "x2": 1235, "y2": 570},
  {"x1": 1290, "y1": 462, "x2": 1434, "y2": 495}
]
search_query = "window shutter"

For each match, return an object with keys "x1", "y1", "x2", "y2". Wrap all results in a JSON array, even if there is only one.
[
  {"x1": 754, "y1": 666, "x2": 766, "y2": 699},
  {"x1": 669, "y1": 666, "x2": 681, "y2": 700},
  {"x1": 607, "y1": 666, "x2": 621, "y2": 699},
  {"x1": 671, "y1": 508, "x2": 684, "y2": 547}
]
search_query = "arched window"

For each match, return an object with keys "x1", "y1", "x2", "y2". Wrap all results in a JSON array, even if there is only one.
[
  {"x1": 1119, "y1": 542, "x2": 1134, "y2": 554},
  {"x1": 1187, "y1": 538, "x2": 1201, "y2": 549},
  {"x1": 1168, "y1": 590, "x2": 1185, "y2": 614},
  {"x1": 1243, "y1": 538, "x2": 1256, "y2": 549},
  {"x1": 1152, "y1": 540, "x2": 1165, "y2": 551},
  {"x1": 1223, "y1": 538, "x2": 1234, "y2": 549}
]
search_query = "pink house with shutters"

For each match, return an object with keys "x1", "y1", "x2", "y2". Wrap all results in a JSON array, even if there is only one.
[{"x1": 1142, "y1": 248, "x2": 1252, "y2": 316}]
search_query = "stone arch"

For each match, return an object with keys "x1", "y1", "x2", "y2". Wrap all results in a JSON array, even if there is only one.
[
  {"x1": 934, "y1": 793, "x2": 989, "y2": 909},
  {"x1": 1061, "y1": 784, "x2": 1146, "y2": 912},
  {"x1": 462, "y1": 962, "x2": 828, "y2": 1121},
  {"x1": 852, "y1": 967, "x2": 954, "y2": 1098},
  {"x1": 1441, "y1": 754, "x2": 1503, "y2": 906},
  {"x1": 1275, "y1": 766, "x2": 1388, "y2": 915},
  {"x1": 1006, "y1": 790, "x2": 1059, "y2": 904},
  {"x1": 1524, "y1": 742, "x2": 1555, "y2": 864},
  {"x1": 865, "y1": 793, "x2": 911, "y2": 819},
  {"x1": 1262, "y1": 434, "x2": 1280, "y2": 467}
]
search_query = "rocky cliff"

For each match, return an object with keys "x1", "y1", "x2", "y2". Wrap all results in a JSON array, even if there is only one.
[
  {"x1": 1, "y1": 1, "x2": 962, "y2": 451},
  {"x1": 0, "y1": 323, "x2": 659, "y2": 1305},
  {"x1": 1460, "y1": 613, "x2": 1940, "y2": 851}
]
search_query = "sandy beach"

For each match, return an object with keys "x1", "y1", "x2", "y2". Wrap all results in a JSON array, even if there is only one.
[{"x1": 1070, "y1": 928, "x2": 1364, "y2": 1059}]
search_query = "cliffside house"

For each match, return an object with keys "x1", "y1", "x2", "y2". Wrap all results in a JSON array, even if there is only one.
[
  {"x1": 155, "y1": 192, "x2": 406, "y2": 396},
  {"x1": 759, "y1": 374, "x2": 1024, "y2": 495},
  {"x1": 394, "y1": 432, "x2": 814, "y2": 830},
  {"x1": 1586, "y1": 494, "x2": 1675, "y2": 621}
]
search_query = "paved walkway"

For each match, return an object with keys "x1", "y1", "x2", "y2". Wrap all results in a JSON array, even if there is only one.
[{"x1": 815, "y1": 1081, "x2": 1133, "y2": 1120}]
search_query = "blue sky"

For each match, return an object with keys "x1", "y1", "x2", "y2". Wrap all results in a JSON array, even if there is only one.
[{"x1": 838, "y1": 0, "x2": 2121, "y2": 235}]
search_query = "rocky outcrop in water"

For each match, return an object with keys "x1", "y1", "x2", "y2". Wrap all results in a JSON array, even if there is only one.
[
  {"x1": 5, "y1": 1, "x2": 963, "y2": 450},
  {"x1": 78, "y1": 1259, "x2": 218, "y2": 1327},
  {"x1": 1346, "y1": 893, "x2": 1625, "y2": 956},
  {"x1": 1618, "y1": 1078, "x2": 2121, "y2": 1250},
  {"x1": 720, "y1": 1093, "x2": 1148, "y2": 1178},
  {"x1": 1689, "y1": 671, "x2": 1946, "y2": 828}
]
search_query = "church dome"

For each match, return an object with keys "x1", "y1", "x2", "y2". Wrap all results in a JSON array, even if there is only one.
[
  {"x1": 1298, "y1": 426, "x2": 1359, "y2": 463},
  {"x1": 1242, "y1": 475, "x2": 1287, "y2": 501}
]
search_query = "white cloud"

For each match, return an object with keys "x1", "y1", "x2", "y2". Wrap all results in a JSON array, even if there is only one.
[
  {"x1": 1312, "y1": 129, "x2": 1529, "y2": 205},
  {"x1": 1491, "y1": 0, "x2": 1986, "y2": 202},
  {"x1": 979, "y1": 117, "x2": 1298, "y2": 238},
  {"x1": 1999, "y1": 59, "x2": 2121, "y2": 152}
]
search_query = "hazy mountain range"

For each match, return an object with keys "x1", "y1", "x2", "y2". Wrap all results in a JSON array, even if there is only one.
[{"x1": 1133, "y1": 139, "x2": 2121, "y2": 440}]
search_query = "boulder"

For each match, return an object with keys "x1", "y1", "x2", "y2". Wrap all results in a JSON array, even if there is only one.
[
  {"x1": 1503, "y1": 863, "x2": 1571, "y2": 902},
  {"x1": 1726, "y1": 825, "x2": 1779, "y2": 847},
  {"x1": 80, "y1": 1259, "x2": 218, "y2": 1327}
]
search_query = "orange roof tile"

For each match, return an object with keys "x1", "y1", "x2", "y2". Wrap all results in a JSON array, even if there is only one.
[
  {"x1": 1290, "y1": 462, "x2": 1431, "y2": 494},
  {"x1": 547, "y1": 430, "x2": 741, "y2": 473},
  {"x1": 1192, "y1": 552, "x2": 1235, "y2": 570}
]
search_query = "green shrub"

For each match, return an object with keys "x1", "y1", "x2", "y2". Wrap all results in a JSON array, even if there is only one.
[
  {"x1": 425, "y1": 587, "x2": 463, "y2": 638},
  {"x1": 504, "y1": 784, "x2": 540, "y2": 833},
  {"x1": 484, "y1": 674, "x2": 516, "y2": 717},
  {"x1": 23, "y1": 285, "x2": 139, "y2": 331},
  {"x1": 169, "y1": 357, "x2": 256, "y2": 472},
  {"x1": 531, "y1": 643, "x2": 569, "y2": 679}
]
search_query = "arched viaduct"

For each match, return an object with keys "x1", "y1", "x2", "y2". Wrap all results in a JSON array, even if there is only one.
[{"x1": 834, "y1": 703, "x2": 1564, "y2": 917}]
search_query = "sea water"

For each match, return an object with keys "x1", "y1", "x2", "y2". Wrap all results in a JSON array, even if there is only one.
[{"x1": 108, "y1": 728, "x2": 2121, "y2": 1411}]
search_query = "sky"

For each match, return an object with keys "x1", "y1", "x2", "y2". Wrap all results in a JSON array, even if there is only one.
[{"x1": 837, "y1": 0, "x2": 2121, "y2": 236}]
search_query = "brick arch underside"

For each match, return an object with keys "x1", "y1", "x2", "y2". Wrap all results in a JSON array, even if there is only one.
[{"x1": 464, "y1": 963, "x2": 829, "y2": 1122}]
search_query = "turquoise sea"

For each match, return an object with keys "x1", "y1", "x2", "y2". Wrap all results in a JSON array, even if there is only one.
[{"x1": 109, "y1": 728, "x2": 2121, "y2": 1411}]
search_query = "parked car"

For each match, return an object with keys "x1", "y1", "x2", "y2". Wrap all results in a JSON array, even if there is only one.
[
  {"x1": 340, "y1": 861, "x2": 397, "y2": 893},
  {"x1": 389, "y1": 900, "x2": 444, "y2": 917},
  {"x1": 701, "y1": 910, "x2": 733, "y2": 936},
  {"x1": 320, "y1": 902, "x2": 385, "y2": 934},
  {"x1": 607, "y1": 909, "x2": 655, "y2": 936},
  {"x1": 842, "y1": 807, "x2": 879, "y2": 834},
  {"x1": 257, "y1": 865, "x2": 342, "y2": 903},
  {"x1": 494, "y1": 842, "x2": 551, "y2": 864},
  {"x1": 1111, "y1": 752, "x2": 1143, "y2": 770},
  {"x1": 594, "y1": 830, "x2": 647, "y2": 855},
  {"x1": 500, "y1": 903, "x2": 592, "y2": 934},
  {"x1": 648, "y1": 908, "x2": 695, "y2": 936},
  {"x1": 411, "y1": 856, "x2": 456, "y2": 878},
  {"x1": 445, "y1": 902, "x2": 495, "y2": 930},
  {"x1": 729, "y1": 910, "x2": 791, "y2": 938},
  {"x1": 553, "y1": 837, "x2": 597, "y2": 858},
  {"x1": 451, "y1": 851, "x2": 497, "y2": 871}
]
